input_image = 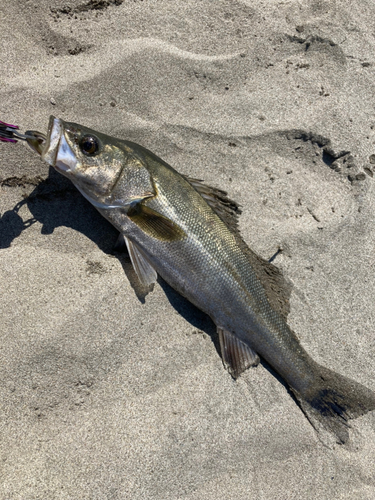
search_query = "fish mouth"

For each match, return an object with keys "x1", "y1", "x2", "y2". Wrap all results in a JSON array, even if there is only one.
[
  {"x1": 41, "y1": 115, "x2": 62, "y2": 167},
  {"x1": 25, "y1": 116, "x2": 58, "y2": 158},
  {"x1": 40, "y1": 116, "x2": 77, "y2": 174}
]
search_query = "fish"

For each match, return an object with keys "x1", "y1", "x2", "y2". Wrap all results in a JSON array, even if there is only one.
[{"x1": 26, "y1": 115, "x2": 375, "y2": 445}]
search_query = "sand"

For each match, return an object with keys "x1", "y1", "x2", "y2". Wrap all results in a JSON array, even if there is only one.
[{"x1": 1, "y1": 1, "x2": 375, "y2": 498}]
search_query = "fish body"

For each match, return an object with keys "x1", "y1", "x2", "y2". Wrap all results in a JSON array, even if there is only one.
[
  {"x1": 26, "y1": 116, "x2": 375, "y2": 444},
  {"x1": 96, "y1": 148, "x2": 316, "y2": 396}
]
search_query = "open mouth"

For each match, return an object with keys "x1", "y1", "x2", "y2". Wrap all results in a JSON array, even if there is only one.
[{"x1": 41, "y1": 116, "x2": 62, "y2": 167}]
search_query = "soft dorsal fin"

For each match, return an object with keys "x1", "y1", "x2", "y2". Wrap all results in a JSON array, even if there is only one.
[
  {"x1": 183, "y1": 175, "x2": 292, "y2": 321},
  {"x1": 246, "y1": 249, "x2": 292, "y2": 321},
  {"x1": 218, "y1": 327, "x2": 259, "y2": 379}
]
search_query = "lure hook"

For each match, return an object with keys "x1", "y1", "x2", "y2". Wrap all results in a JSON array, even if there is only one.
[{"x1": 0, "y1": 120, "x2": 43, "y2": 143}]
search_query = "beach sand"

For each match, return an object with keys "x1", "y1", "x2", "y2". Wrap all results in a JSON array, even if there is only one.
[{"x1": 1, "y1": 1, "x2": 375, "y2": 498}]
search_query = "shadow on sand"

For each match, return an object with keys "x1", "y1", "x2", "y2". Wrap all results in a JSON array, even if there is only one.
[
  {"x1": 1, "y1": 167, "x2": 291, "y2": 389},
  {"x1": 0, "y1": 166, "x2": 221, "y2": 354}
]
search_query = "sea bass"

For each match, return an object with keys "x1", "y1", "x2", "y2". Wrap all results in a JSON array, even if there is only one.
[{"x1": 26, "y1": 116, "x2": 375, "y2": 444}]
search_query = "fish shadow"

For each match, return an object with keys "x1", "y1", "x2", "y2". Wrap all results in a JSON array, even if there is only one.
[
  {"x1": 113, "y1": 251, "x2": 220, "y2": 352},
  {"x1": 0, "y1": 167, "x2": 118, "y2": 251},
  {"x1": 159, "y1": 275, "x2": 288, "y2": 385},
  {"x1": 1, "y1": 168, "x2": 291, "y2": 384},
  {"x1": 158, "y1": 279, "x2": 220, "y2": 355},
  {"x1": 1, "y1": 167, "x2": 220, "y2": 349},
  {"x1": 157, "y1": 280, "x2": 291, "y2": 387}
]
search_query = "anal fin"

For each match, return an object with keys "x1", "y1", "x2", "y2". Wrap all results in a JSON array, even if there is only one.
[
  {"x1": 124, "y1": 236, "x2": 157, "y2": 287},
  {"x1": 218, "y1": 327, "x2": 259, "y2": 379}
]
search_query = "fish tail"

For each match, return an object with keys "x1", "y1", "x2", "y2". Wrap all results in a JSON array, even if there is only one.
[{"x1": 292, "y1": 365, "x2": 375, "y2": 445}]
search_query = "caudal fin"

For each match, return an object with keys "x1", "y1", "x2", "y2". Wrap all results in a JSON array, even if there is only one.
[{"x1": 292, "y1": 366, "x2": 375, "y2": 445}]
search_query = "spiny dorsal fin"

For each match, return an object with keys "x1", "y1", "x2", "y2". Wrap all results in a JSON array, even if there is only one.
[
  {"x1": 218, "y1": 327, "x2": 259, "y2": 379},
  {"x1": 182, "y1": 175, "x2": 242, "y2": 235},
  {"x1": 183, "y1": 175, "x2": 292, "y2": 320}
]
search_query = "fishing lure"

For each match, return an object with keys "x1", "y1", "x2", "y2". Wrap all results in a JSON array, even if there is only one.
[{"x1": 0, "y1": 120, "x2": 45, "y2": 150}]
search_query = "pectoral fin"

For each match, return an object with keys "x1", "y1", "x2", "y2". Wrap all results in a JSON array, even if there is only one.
[
  {"x1": 124, "y1": 236, "x2": 157, "y2": 286},
  {"x1": 218, "y1": 327, "x2": 259, "y2": 379},
  {"x1": 127, "y1": 203, "x2": 186, "y2": 242}
]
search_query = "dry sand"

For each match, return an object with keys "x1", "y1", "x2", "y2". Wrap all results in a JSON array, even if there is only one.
[{"x1": 1, "y1": 1, "x2": 375, "y2": 498}]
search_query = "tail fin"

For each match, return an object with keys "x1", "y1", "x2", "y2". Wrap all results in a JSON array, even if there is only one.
[{"x1": 292, "y1": 365, "x2": 375, "y2": 445}]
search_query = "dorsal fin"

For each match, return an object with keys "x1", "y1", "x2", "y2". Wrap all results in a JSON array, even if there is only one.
[
  {"x1": 182, "y1": 175, "x2": 242, "y2": 235},
  {"x1": 184, "y1": 175, "x2": 292, "y2": 320}
]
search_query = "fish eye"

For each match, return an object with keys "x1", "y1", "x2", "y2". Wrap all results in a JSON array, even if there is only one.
[{"x1": 79, "y1": 135, "x2": 100, "y2": 156}]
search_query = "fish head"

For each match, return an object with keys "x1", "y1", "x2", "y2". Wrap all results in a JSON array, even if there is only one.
[{"x1": 29, "y1": 116, "x2": 154, "y2": 209}]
